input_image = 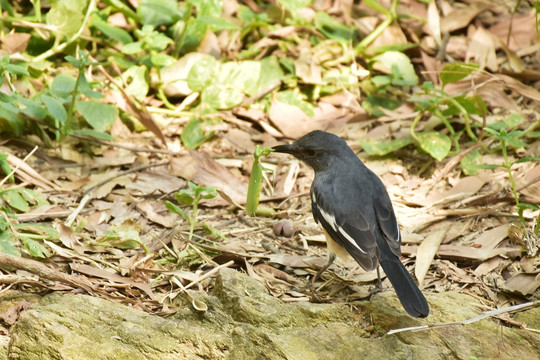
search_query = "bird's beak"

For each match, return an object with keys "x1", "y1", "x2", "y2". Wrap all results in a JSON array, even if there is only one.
[{"x1": 272, "y1": 144, "x2": 296, "y2": 154}]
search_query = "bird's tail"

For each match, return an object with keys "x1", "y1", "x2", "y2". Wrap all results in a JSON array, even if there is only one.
[{"x1": 378, "y1": 244, "x2": 429, "y2": 318}]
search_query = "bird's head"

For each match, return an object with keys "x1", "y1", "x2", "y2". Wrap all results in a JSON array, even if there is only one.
[{"x1": 272, "y1": 130, "x2": 353, "y2": 172}]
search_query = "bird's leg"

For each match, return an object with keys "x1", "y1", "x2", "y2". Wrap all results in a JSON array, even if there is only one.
[
  {"x1": 369, "y1": 266, "x2": 385, "y2": 300},
  {"x1": 310, "y1": 251, "x2": 336, "y2": 302}
]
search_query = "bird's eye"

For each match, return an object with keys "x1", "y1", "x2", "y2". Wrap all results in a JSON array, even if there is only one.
[{"x1": 304, "y1": 149, "x2": 316, "y2": 156}]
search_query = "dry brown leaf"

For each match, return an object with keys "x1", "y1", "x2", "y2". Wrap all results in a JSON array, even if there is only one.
[
  {"x1": 422, "y1": 173, "x2": 488, "y2": 206},
  {"x1": 269, "y1": 98, "x2": 321, "y2": 139},
  {"x1": 402, "y1": 244, "x2": 521, "y2": 261},
  {"x1": 489, "y1": 13, "x2": 537, "y2": 51},
  {"x1": 466, "y1": 26, "x2": 497, "y2": 71},
  {"x1": 415, "y1": 223, "x2": 450, "y2": 286},
  {"x1": 472, "y1": 224, "x2": 510, "y2": 250},
  {"x1": 5, "y1": 152, "x2": 58, "y2": 191},
  {"x1": 1, "y1": 32, "x2": 31, "y2": 54},
  {"x1": 170, "y1": 150, "x2": 248, "y2": 205},
  {"x1": 124, "y1": 171, "x2": 186, "y2": 196},
  {"x1": 136, "y1": 200, "x2": 178, "y2": 228},
  {"x1": 503, "y1": 273, "x2": 540, "y2": 295},
  {"x1": 473, "y1": 256, "x2": 507, "y2": 277},
  {"x1": 440, "y1": 2, "x2": 489, "y2": 33},
  {"x1": 70, "y1": 263, "x2": 156, "y2": 300}
]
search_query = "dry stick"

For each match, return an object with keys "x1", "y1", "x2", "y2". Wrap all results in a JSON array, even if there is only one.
[
  {"x1": 183, "y1": 260, "x2": 235, "y2": 290},
  {"x1": 69, "y1": 133, "x2": 184, "y2": 155},
  {"x1": 0, "y1": 145, "x2": 39, "y2": 187},
  {"x1": 0, "y1": 252, "x2": 95, "y2": 294},
  {"x1": 387, "y1": 300, "x2": 540, "y2": 335}
]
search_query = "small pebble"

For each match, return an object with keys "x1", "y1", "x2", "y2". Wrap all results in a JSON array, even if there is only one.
[{"x1": 273, "y1": 219, "x2": 295, "y2": 238}]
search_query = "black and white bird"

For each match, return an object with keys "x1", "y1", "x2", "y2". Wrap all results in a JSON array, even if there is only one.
[{"x1": 273, "y1": 130, "x2": 429, "y2": 318}]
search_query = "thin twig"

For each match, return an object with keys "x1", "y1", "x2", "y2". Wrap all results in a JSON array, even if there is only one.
[
  {"x1": 0, "y1": 145, "x2": 38, "y2": 187},
  {"x1": 387, "y1": 300, "x2": 540, "y2": 335}
]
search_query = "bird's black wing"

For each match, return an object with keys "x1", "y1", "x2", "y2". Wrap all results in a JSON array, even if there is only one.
[
  {"x1": 372, "y1": 190, "x2": 402, "y2": 257},
  {"x1": 311, "y1": 186, "x2": 379, "y2": 271}
]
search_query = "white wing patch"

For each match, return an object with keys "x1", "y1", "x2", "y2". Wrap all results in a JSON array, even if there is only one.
[{"x1": 317, "y1": 205, "x2": 367, "y2": 254}]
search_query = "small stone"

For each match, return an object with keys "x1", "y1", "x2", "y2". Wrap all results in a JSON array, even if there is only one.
[{"x1": 273, "y1": 220, "x2": 295, "y2": 238}]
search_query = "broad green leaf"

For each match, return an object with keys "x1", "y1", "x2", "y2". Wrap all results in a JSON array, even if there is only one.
[
  {"x1": 187, "y1": 55, "x2": 218, "y2": 92},
  {"x1": 276, "y1": 0, "x2": 311, "y2": 14},
  {"x1": 16, "y1": 96, "x2": 49, "y2": 120},
  {"x1": 122, "y1": 66, "x2": 149, "y2": 102},
  {"x1": 20, "y1": 236, "x2": 50, "y2": 258},
  {"x1": 372, "y1": 51, "x2": 418, "y2": 86},
  {"x1": 216, "y1": 61, "x2": 260, "y2": 96},
  {"x1": 0, "y1": 100, "x2": 22, "y2": 135},
  {"x1": 198, "y1": 16, "x2": 240, "y2": 31},
  {"x1": 417, "y1": 131, "x2": 451, "y2": 161},
  {"x1": 275, "y1": 91, "x2": 314, "y2": 117},
  {"x1": 50, "y1": 74, "x2": 76, "y2": 98},
  {"x1": 91, "y1": 14, "x2": 133, "y2": 44},
  {"x1": 0, "y1": 231, "x2": 20, "y2": 256},
  {"x1": 138, "y1": 0, "x2": 180, "y2": 26},
  {"x1": 46, "y1": 0, "x2": 86, "y2": 37},
  {"x1": 181, "y1": 118, "x2": 216, "y2": 149},
  {"x1": 190, "y1": 0, "x2": 223, "y2": 17},
  {"x1": 201, "y1": 84, "x2": 244, "y2": 109},
  {"x1": 77, "y1": 73, "x2": 104, "y2": 99},
  {"x1": 314, "y1": 12, "x2": 357, "y2": 42},
  {"x1": 460, "y1": 149, "x2": 482, "y2": 175},
  {"x1": 42, "y1": 95, "x2": 67, "y2": 124},
  {"x1": 76, "y1": 101, "x2": 118, "y2": 132},
  {"x1": 102, "y1": 226, "x2": 141, "y2": 249},
  {"x1": 255, "y1": 56, "x2": 284, "y2": 95},
  {"x1": 15, "y1": 223, "x2": 59, "y2": 239},
  {"x1": 440, "y1": 62, "x2": 479, "y2": 89},
  {"x1": 122, "y1": 42, "x2": 144, "y2": 54},
  {"x1": 182, "y1": 19, "x2": 209, "y2": 53},
  {"x1": 359, "y1": 137, "x2": 412, "y2": 156},
  {"x1": 362, "y1": 95, "x2": 401, "y2": 117},
  {"x1": 151, "y1": 53, "x2": 176, "y2": 67},
  {"x1": 174, "y1": 191, "x2": 195, "y2": 206}
]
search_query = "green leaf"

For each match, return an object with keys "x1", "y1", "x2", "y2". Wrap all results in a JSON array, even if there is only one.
[
  {"x1": 122, "y1": 42, "x2": 144, "y2": 54},
  {"x1": 276, "y1": 0, "x2": 311, "y2": 14},
  {"x1": 181, "y1": 118, "x2": 216, "y2": 149},
  {"x1": 255, "y1": 56, "x2": 284, "y2": 95},
  {"x1": 216, "y1": 61, "x2": 261, "y2": 97},
  {"x1": 46, "y1": 0, "x2": 86, "y2": 37},
  {"x1": 50, "y1": 74, "x2": 76, "y2": 98},
  {"x1": 174, "y1": 191, "x2": 195, "y2": 206},
  {"x1": 198, "y1": 16, "x2": 240, "y2": 31},
  {"x1": 362, "y1": 95, "x2": 401, "y2": 117},
  {"x1": 73, "y1": 129, "x2": 115, "y2": 141},
  {"x1": 75, "y1": 73, "x2": 103, "y2": 99},
  {"x1": 138, "y1": 0, "x2": 181, "y2": 26},
  {"x1": 314, "y1": 12, "x2": 357, "y2": 42},
  {"x1": 460, "y1": 149, "x2": 482, "y2": 175},
  {"x1": 440, "y1": 62, "x2": 479, "y2": 89},
  {"x1": 417, "y1": 131, "x2": 451, "y2": 161},
  {"x1": 165, "y1": 200, "x2": 190, "y2": 220},
  {"x1": 201, "y1": 84, "x2": 244, "y2": 109},
  {"x1": 0, "y1": 231, "x2": 20, "y2": 256},
  {"x1": 76, "y1": 101, "x2": 118, "y2": 132},
  {"x1": 359, "y1": 137, "x2": 412, "y2": 156},
  {"x1": 275, "y1": 90, "x2": 315, "y2": 117},
  {"x1": 122, "y1": 66, "x2": 149, "y2": 102},
  {"x1": 187, "y1": 55, "x2": 218, "y2": 92},
  {"x1": 1, "y1": 189, "x2": 29, "y2": 212},
  {"x1": 372, "y1": 51, "x2": 418, "y2": 86},
  {"x1": 20, "y1": 236, "x2": 50, "y2": 258},
  {"x1": 150, "y1": 53, "x2": 176, "y2": 67},
  {"x1": 91, "y1": 14, "x2": 133, "y2": 44},
  {"x1": 16, "y1": 96, "x2": 48, "y2": 120}
]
